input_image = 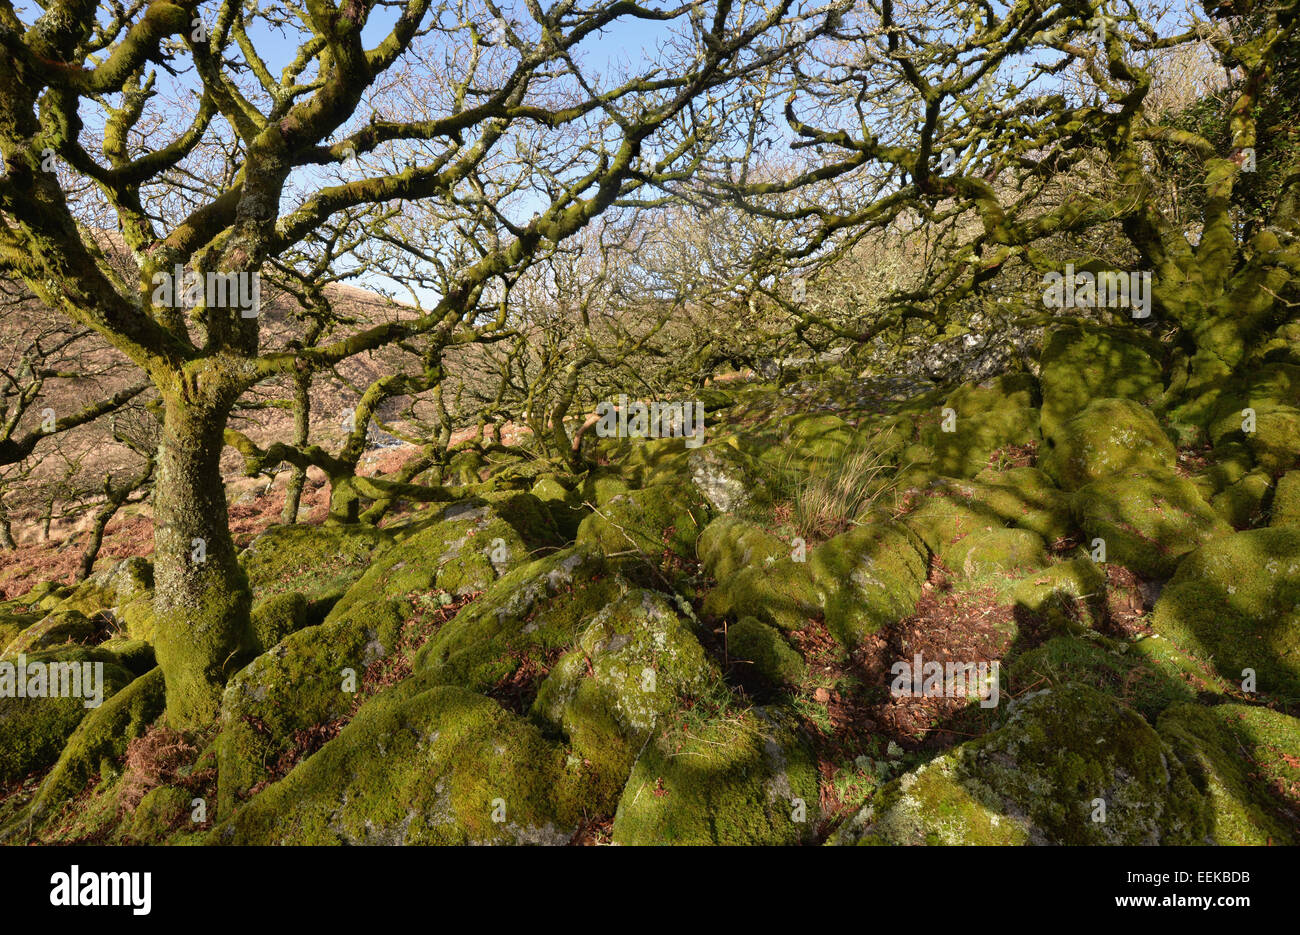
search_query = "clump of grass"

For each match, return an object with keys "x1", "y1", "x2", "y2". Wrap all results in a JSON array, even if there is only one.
[{"x1": 762, "y1": 436, "x2": 900, "y2": 542}]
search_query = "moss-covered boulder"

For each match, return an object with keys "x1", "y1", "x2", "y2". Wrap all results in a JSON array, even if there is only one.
[
  {"x1": 1040, "y1": 397, "x2": 1176, "y2": 490},
  {"x1": 0, "y1": 647, "x2": 134, "y2": 785},
  {"x1": 1244, "y1": 406, "x2": 1300, "y2": 474},
  {"x1": 248, "y1": 591, "x2": 309, "y2": 653},
  {"x1": 576, "y1": 481, "x2": 709, "y2": 560},
  {"x1": 703, "y1": 558, "x2": 822, "y2": 632},
  {"x1": 51, "y1": 557, "x2": 152, "y2": 622},
  {"x1": 1194, "y1": 440, "x2": 1255, "y2": 496},
  {"x1": 1157, "y1": 703, "x2": 1300, "y2": 845},
  {"x1": 532, "y1": 589, "x2": 718, "y2": 807},
  {"x1": 1208, "y1": 467, "x2": 1273, "y2": 528},
  {"x1": 811, "y1": 520, "x2": 928, "y2": 646},
  {"x1": 967, "y1": 467, "x2": 1074, "y2": 542},
  {"x1": 96, "y1": 637, "x2": 156, "y2": 677},
  {"x1": 1206, "y1": 364, "x2": 1300, "y2": 472},
  {"x1": 241, "y1": 522, "x2": 393, "y2": 608},
  {"x1": 1005, "y1": 634, "x2": 1215, "y2": 720},
  {"x1": 1273, "y1": 470, "x2": 1300, "y2": 527},
  {"x1": 960, "y1": 527, "x2": 1049, "y2": 579},
  {"x1": 530, "y1": 475, "x2": 585, "y2": 540},
  {"x1": 688, "y1": 442, "x2": 770, "y2": 514},
  {"x1": 413, "y1": 546, "x2": 626, "y2": 694},
  {"x1": 216, "y1": 505, "x2": 531, "y2": 813},
  {"x1": 579, "y1": 471, "x2": 631, "y2": 507},
  {"x1": 901, "y1": 480, "x2": 1017, "y2": 569},
  {"x1": 611, "y1": 706, "x2": 819, "y2": 845},
  {"x1": 1010, "y1": 560, "x2": 1107, "y2": 633},
  {"x1": 697, "y1": 515, "x2": 788, "y2": 581},
  {"x1": 1038, "y1": 323, "x2": 1165, "y2": 438},
  {"x1": 215, "y1": 686, "x2": 588, "y2": 845},
  {"x1": 216, "y1": 611, "x2": 389, "y2": 814},
  {"x1": 923, "y1": 373, "x2": 1041, "y2": 479},
  {"x1": 12, "y1": 667, "x2": 166, "y2": 832},
  {"x1": 779, "y1": 413, "x2": 858, "y2": 470},
  {"x1": 618, "y1": 436, "x2": 694, "y2": 488},
  {"x1": 1, "y1": 609, "x2": 98, "y2": 659},
  {"x1": 728, "y1": 617, "x2": 806, "y2": 687},
  {"x1": 216, "y1": 500, "x2": 526, "y2": 813},
  {"x1": 477, "y1": 490, "x2": 566, "y2": 550},
  {"x1": 1152, "y1": 527, "x2": 1300, "y2": 699},
  {"x1": 129, "y1": 785, "x2": 195, "y2": 843},
  {"x1": 1072, "y1": 473, "x2": 1231, "y2": 578},
  {"x1": 0, "y1": 598, "x2": 41, "y2": 654},
  {"x1": 832, "y1": 684, "x2": 1208, "y2": 845}
]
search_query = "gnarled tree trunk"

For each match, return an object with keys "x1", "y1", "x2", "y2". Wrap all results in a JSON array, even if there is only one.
[{"x1": 151, "y1": 396, "x2": 255, "y2": 727}]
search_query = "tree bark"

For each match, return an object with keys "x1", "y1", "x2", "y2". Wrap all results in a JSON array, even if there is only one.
[
  {"x1": 151, "y1": 397, "x2": 255, "y2": 727},
  {"x1": 281, "y1": 372, "x2": 311, "y2": 524}
]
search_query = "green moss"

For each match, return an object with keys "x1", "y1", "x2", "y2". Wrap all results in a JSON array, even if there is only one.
[
  {"x1": 1040, "y1": 397, "x2": 1176, "y2": 490},
  {"x1": 697, "y1": 516, "x2": 788, "y2": 581},
  {"x1": 216, "y1": 607, "x2": 402, "y2": 814},
  {"x1": 1194, "y1": 440, "x2": 1254, "y2": 495},
  {"x1": 531, "y1": 475, "x2": 585, "y2": 540},
  {"x1": 620, "y1": 437, "x2": 693, "y2": 488},
  {"x1": 923, "y1": 380, "x2": 1041, "y2": 479},
  {"x1": 1158, "y1": 703, "x2": 1300, "y2": 845},
  {"x1": 413, "y1": 547, "x2": 626, "y2": 693},
  {"x1": 128, "y1": 785, "x2": 194, "y2": 843},
  {"x1": 240, "y1": 523, "x2": 393, "y2": 607},
  {"x1": 901, "y1": 482, "x2": 1002, "y2": 569},
  {"x1": 248, "y1": 591, "x2": 309, "y2": 653},
  {"x1": 348, "y1": 500, "x2": 528, "y2": 605},
  {"x1": 53, "y1": 558, "x2": 152, "y2": 621},
  {"x1": 960, "y1": 527, "x2": 1049, "y2": 579},
  {"x1": 1072, "y1": 472, "x2": 1231, "y2": 577},
  {"x1": 1206, "y1": 365, "x2": 1300, "y2": 466},
  {"x1": 1005, "y1": 635, "x2": 1210, "y2": 720},
  {"x1": 15, "y1": 667, "x2": 166, "y2": 831},
  {"x1": 0, "y1": 647, "x2": 135, "y2": 785},
  {"x1": 832, "y1": 755, "x2": 1029, "y2": 845},
  {"x1": 580, "y1": 471, "x2": 631, "y2": 506},
  {"x1": 1273, "y1": 471, "x2": 1300, "y2": 527},
  {"x1": 1, "y1": 609, "x2": 96, "y2": 658},
  {"x1": 1010, "y1": 559, "x2": 1107, "y2": 634},
  {"x1": 780, "y1": 413, "x2": 857, "y2": 469},
  {"x1": 532, "y1": 589, "x2": 719, "y2": 809},
  {"x1": 945, "y1": 372, "x2": 1039, "y2": 414},
  {"x1": 834, "y1": 684, "x2": 1208, "y2": 845},
  {"x1": 1038, "y1": 323, "x2": 1165, "y2": 438},
  {"x1": 215, "y1": 686, "x2": 589, "y2": 845},
  {"x1": 445, "y1": 450, "x2": 486, "y2": 486},
  {"x1": 728, "y1": 617, "x2": 806, "y2": 686},
  {"x1": 810, "y1": 520, "x2": 927, "y2": 646},
  {"x1": 702, "y1": 558, "x2": 822, "y2": 632},
  {"x1": 576, "y1": 481, "x2": 710, "y2": 561},
  {"x1": 478, "y1": 490, "x2": 566, "y2": 550},
  {"x1": 1211, "y1": 468, "x2": 1274, "y2": 528},
  {"x1": 1152, "y1": 526, "x2": 1300, "y2": 700},
  {"x1": 611, "y1": 706, "x2": 820, "y2": 845},
  {"x1": 97, "y1": 637, "x2": 156, "y2": 676},
  {"x1": 966, "y1": 468, "x2": 1074, "y2": 542}
]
